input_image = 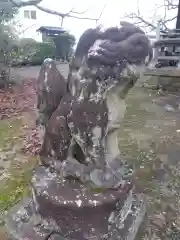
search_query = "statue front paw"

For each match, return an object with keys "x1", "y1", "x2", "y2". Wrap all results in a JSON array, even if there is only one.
[{"x1": 90, "y1": 168, "x2": 123, "y2": 189}]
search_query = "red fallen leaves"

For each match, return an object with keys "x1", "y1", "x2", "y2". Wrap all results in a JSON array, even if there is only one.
[
  {"x1": 0, "y1": 79, "x2": 42, "y2": 156},
  {"x1": 0, "y1": 79, "x2": 37, "y2": 120},
  {"x1": 21, "y1": 127, "x2": 42, "y2": 156}
]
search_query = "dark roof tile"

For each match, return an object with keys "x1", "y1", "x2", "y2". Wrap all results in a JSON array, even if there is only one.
[{"x1": 37, "y1": 26, "x2": 67, "y2": 33}]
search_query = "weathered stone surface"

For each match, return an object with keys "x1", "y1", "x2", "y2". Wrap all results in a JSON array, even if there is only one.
[
  {"x1": 6, "y1": 198, "x2": 61, "y2": 240},
  {"x1": 31, "y1": 166, "x2": 133, "y2": 239},
  {"x1": 6, "y1": 22, "x2": 152, "y2": 240},
  {"x1": 36, "y1": 58, "x2": 67, "y2": 126},
  {"x1": 6, "y1": 191, "x2": 146, "y2": 240}
]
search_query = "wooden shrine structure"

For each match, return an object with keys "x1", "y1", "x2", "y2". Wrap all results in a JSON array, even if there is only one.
[{"x1": 144, "y1": 28, "x2": 180, "y2": 84}]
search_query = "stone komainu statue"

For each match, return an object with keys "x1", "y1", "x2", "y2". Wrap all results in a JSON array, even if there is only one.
[
  {"x1": 39, "y1": 21, "x2": 152, "y2": 187},
  {"x1": 6, "y1": 22, "x2": 153, "y2": 240}
]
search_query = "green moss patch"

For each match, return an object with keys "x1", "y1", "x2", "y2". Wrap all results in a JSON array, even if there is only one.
[
  {"x1": 0, "y1": 118, "x2": 22, "y2": 150},
  {"x1": 0, "y1": 156, "x2": 38, "y2": 213},
  {"x1": 0, "y1": 116, "x2": 38, "y2": 218}
]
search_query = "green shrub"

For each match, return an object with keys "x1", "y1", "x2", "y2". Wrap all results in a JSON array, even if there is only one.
[
  {"x1": 19, "y1": 38, "x2": 37, "y2": 47},
  {"x1": 30, "y1": 42, "x2": 55, "y2": 65},
  {"x1": 11, "y1": 41, "x2": 56, "y2": 66}
]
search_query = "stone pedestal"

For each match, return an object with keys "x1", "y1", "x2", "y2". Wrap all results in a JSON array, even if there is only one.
[{"x1": 6, "y1": 166, "x2": 146, "y2": 240}]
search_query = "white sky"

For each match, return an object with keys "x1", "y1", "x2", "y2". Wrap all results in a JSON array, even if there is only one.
[{"x1": 19, "y1": 0, "x2": 178, "y2": 42}]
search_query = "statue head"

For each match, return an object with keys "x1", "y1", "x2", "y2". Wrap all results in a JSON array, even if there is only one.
[{"x1": 69, "y1": 22, "x2": 152, "y2": 98}]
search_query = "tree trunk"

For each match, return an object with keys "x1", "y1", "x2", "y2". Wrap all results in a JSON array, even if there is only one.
[
  {"x1": 61, "y1": 17, "x2": 64, "y2": 27},
  {"x1": 176, "y1": 0, "x2": 180, "y2": 29},
  {"x1": 0, "y1": 61, "x2": 9, "y2": 89}
]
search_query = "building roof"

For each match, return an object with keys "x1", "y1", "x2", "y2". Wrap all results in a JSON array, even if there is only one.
[{"x1": 37, "y1": 26, "x2": 67, "y2": 33}]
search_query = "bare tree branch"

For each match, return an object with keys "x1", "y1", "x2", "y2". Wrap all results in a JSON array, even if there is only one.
[
  {"x1": 124, "y1": 0, "x2": 178, "y2": 33},
  {"x1": 69, "y1": 9, "x2": 89, "y2": 15},
  {"x1": 37, "y1": 4, "x2": 99, "y2": 20},
  {"x1": 124, "y1": 13, "x2": 156, "y2": 29},
  {"x1": 96, "y1": 4, "x2": 106, "y2": 25},
  {"x1": 10, "y1": 0, "x2": 101, "y2": 22},
  {"x1": 165, "y1": 0, "x2": 178, "y2": 9},
  {"x1": 9, "y1": 0, "x2": 42, "y2": 7},
  {"x1": 123, "y1": 0, "x2": 158, "y2": 31}
]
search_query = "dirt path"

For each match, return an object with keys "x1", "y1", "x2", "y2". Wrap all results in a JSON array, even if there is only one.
[
  {"x1": 11, "y1": 63, "x2": 69, "y2": 82},
  {"x1": 0, "y1": 69, "x2": 180, "y2": 239}
]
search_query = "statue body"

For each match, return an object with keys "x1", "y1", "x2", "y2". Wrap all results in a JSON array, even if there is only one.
[{"x1": 6, "y1": 22, "x2": 152, "y2": 240}]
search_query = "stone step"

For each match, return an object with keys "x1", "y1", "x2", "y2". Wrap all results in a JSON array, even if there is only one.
[
  {"x1": 158, "y1": 56, "x2": 180, "y2": 61},
  {"x1": 144, "y1": 67, "x2": 180, "y2": 77},
  {"x1": 154, "y1": 38, "x2": 180, "y2": 47}
]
